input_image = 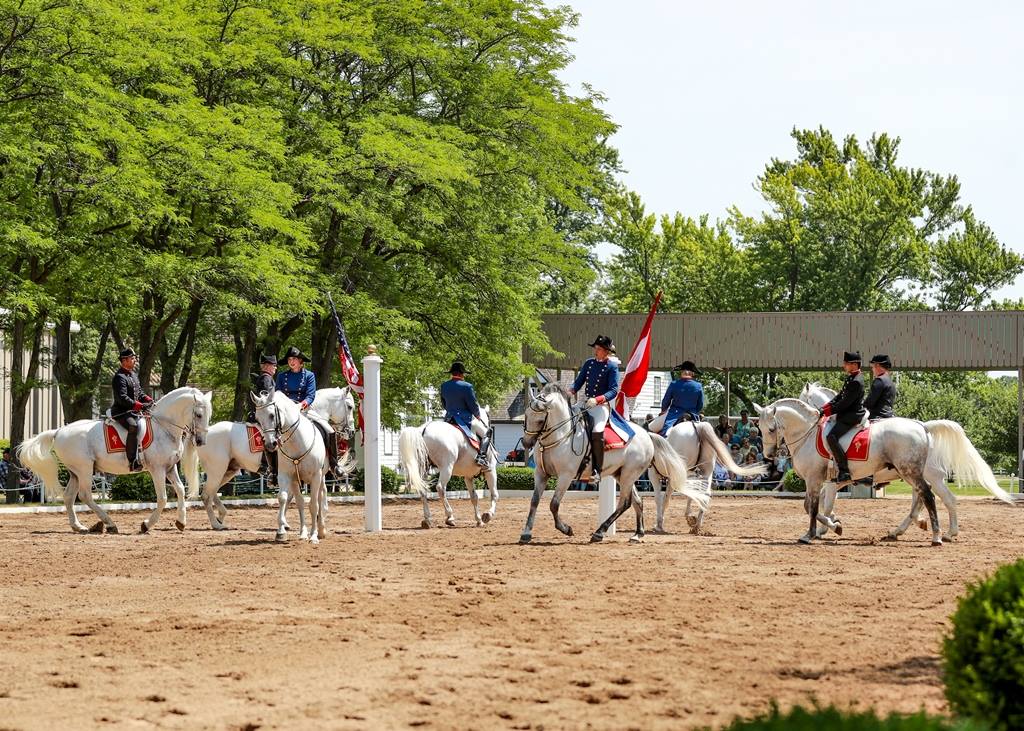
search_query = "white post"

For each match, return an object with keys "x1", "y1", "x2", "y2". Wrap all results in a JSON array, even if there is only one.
[
  {"x1": 599, "y1": 476, "x2": 616, "y2": 536},
  {"x1": 363, "y1": 346, "x2": 383, "y2": 532}
]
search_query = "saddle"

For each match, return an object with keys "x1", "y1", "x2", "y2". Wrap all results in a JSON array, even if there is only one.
[
  {"x1": 103, "y1": 414, "x2": 154, "y2": 454},
  {"x1": 446, "y1": 421, "x2": 480, "y2": 450},
  {"x1": 579, "y1": 408, "x2": 628, "y2": 450},
  {"x1": 815, "y1": 413, "x2": 871, "y2": 462}
]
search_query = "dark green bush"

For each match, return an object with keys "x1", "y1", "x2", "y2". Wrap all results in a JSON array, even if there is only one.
[
  {"x1": 347, "y1": 467, "x2": 401, "y2": 494},
  {"x1": 111, "y1": 472, "x2": 156, "y2": 502},
  {"x1": 495, "y1": 466, "x2": 535, "y2": 491},
  {"x1": 943, "y1": 559, "x2": 1024, "y2": 731},
  {"x1": 713, "y1": 704, "x2": 986, "y2": 730},
  {"x1": 781, "y1": 469, "x2": 806, "y2": 492}
]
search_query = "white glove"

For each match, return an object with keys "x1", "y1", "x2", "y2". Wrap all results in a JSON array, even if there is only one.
[{"x1": 585, "y1": 397, "x2": 598, "y2": 409}]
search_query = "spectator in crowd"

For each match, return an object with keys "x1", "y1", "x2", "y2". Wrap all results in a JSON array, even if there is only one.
[
  {"x1": 749, "y1": 426, "x2": 763, "y2": 453},
  {"x1": 729, "y1": 427, "x2": 741, "y2": 447},
  {"x1": 728, "y1": 444, "x2": 742, "y2": 481},
  {"x1": 712, "y1": 462, "x2": 730, "y2": 489},
  {"x1": 714, "y1": 414, "x2": 730, "y2": 441},
  {"x1": 738, "y1": 437, "x2": 753, "y2": 462},
  {"x1": 774, "y1": 444, "x2": 791, "y2": 477},
  {"x1": 19, "y1": 466, "x2": 39, "y2": 503},
  {"x1": 740, "y1": 451, "x2": 763, "y2": 489},
  {"x1": 2, "y1": 448, "x2": 19, "y2": 504},
  {"x1": 734, "y1": 410, "x2": 753, "y2": 440}
]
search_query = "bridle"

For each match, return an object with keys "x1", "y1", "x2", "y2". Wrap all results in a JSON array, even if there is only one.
[
  {"x1": 148, "y1": 392, "x2": 206, "y2": 447},
  {"x1": 523, "y1": 395, "x2": 585, "y2": 453},
  {"x1": 762, "y1": 405, "x2": 818, "y2": 457},
  {"x1": 255, "y1": 399, "x2": 314, "y2": 466}
]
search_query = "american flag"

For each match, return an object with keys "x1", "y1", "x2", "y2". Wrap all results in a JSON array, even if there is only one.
[{"x1": 328, "y1": 293, "x2": 364, "y2": 437}]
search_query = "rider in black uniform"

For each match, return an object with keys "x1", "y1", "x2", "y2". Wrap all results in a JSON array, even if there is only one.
[
  {"x1": 818, "y1": 351, "x2": 866, "y2": 483},
  {"x1": 250, "y1": 354, "x2": 279, "y2": 486},
  {"x1": 864, "y1": 354, "x2": 897, "y2": 420},
  {"x1": 110, "y1": 347, "x2": 153, "y2": 471}
]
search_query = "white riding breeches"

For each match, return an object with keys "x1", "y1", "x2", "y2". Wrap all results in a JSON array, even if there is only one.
[
  {"x1": 586, "y1": 402, "x2": 610, "y2": 433},
  {"x1": 648, "y1": 413, "x2": 667, "y2": 434},
  {"x1": 304, "y1": 408, "x2": 333, "y2": 435},
  {"x1": 470, "y1": 417, "x2": 488, "y2": 440}
]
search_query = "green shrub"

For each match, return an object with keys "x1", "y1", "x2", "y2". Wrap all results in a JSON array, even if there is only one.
[
  {"x1": 496, "y1": 466, "x2": 535, "y2": 491},
  {"x1": 713, "y1": 704, "x2": 985, "y2": 730},
  {"x1": 111, "y1": 472, "x2": 156, "y2": 502},
  {"x1": 347, "y1": 467, "x2": 401, "y2": 494},
  {"x1": 781, "y1": 469, "x2": 806, "y2": 492},
  {"x1": 943, "y1": 559, "x2": 1024, "y2": 731}
]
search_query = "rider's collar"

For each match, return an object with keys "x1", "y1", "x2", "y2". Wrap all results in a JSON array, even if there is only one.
[{"x1": 451, "y1": 374, "x2": 464, "y2": 381}]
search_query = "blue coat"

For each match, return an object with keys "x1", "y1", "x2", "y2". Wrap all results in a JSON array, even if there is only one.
[
  {"x1": 276, "y1": 369, "x2": 316, "y2": 406},
  {"x1": 571, "y1": 358, "x2": 620, "y2": 402},
  {"x1": 440, "y1": 378, "x2": 481, "y2": 438},
  {"x1": 660, "y1": 377, "x2": 704, "y2": 434}
]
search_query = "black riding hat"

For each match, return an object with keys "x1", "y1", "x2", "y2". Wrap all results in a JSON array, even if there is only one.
[
  {"x1": 588, "y1": 334, "x2": 613, "y2": 350},
  {"x1": 279, "y1": 346, "x2": 310, "y2": 364},
  {"x1": 260, "y1": 353, "x2": 278, "y2": 366},
  {"x1": 449, "y1": 361, "x2": 468, "y2": 375},
  {"x1": 675, "y1": 360, "x2": 702, "y2": 375},
  {"x1": 118, "y1": 347, "x2": 137, "y2": 360},
  {"x1": 843, "y1": 351, "x2": 862, "y2": 363},
  {"x1": 869, "y1": 354, "x2": 892, "y2": 369}
]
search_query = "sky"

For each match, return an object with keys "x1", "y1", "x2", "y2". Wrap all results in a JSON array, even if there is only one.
[{"x1": 557, "y1": 0, "x2": 1024, "y2": 300}]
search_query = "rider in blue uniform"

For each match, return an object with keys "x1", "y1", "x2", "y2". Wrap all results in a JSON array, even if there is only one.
[
  {"x1": 275, "y1": 345, "x2": 340, "y2": 475},
  {"x1": 657, "y1": 360, "x2": 704, "y2": 435},
  {"x1": 571, "y1": 334, "x2": 623, "y2": 484},
  {"x1": 440, "y1": 361, "x2": 490, "y2": 467}
]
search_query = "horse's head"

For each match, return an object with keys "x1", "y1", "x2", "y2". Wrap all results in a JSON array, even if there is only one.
[
  {"x1": 251, "y1": 390, "x2": 280, "y2": 452},
  {"x1": 191, "y1": 391, "x2": 213, "y2": 446},
  {"x1": 758, "y1": 404, "x2": 780, "y2": 459},
  {"x1": 522, "y1": 384, "x2": 569, "y2": 448}
]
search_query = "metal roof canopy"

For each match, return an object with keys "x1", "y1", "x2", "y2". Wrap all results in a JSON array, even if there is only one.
[{"x1": 530, "y1": 311, "x2": 1024, "y2": 370}]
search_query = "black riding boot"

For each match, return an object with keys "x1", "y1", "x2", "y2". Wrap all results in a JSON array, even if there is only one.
[
  {"x1": 827, "y1": 433, "x2": 851, "y2": 482},
  {"x1": 125, "y1": 427, "x2": 142, "y2": 472},
  {"x1": 589, "y1": 433, "x2": 605, "y2": 484},
  {"x1": 263, "y1": 449, "x2": 279, "y2": 487},
  {"x1": 475, "y1": 434, "x2": 491, "y2": 467},
  {"x1": 318, "y1": 424, "x2": 340, "y2": 477}
]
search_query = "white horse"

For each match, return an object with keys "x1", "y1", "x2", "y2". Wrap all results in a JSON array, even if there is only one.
[
  {"x1": 18, "y1": 387, "x2": 212, "y2": 534},
  {"x1": 758, "y1": 397, "x2": 1017, "y2": 545},
  {"x1": 251, "y1": 390, "x2": 329, "y2": 543},
  {"x1": 798, "y1": 382, "x2": 961, "y2": 540},
  {"x1": 196, "y1": 387, "x2": 356, "y2": 531},
  {"x1": 646, "y1": 417, "x2": 767, "y2": 533},
  {"x1": 398, "y1": 408, "x2": 499, "y2": 528},
  {"x1": 519, "y1": 384, "x2": 710, "y2": 544}
]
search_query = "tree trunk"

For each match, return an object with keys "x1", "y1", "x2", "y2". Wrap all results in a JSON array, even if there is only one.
[
  {"x1": 310, "y1": 311, "x2": 337, "y2": 388},
  {"x1": 53, "y1": 316, "x2": 111, "y2": 423},
  {"x1": 259, "y1": 315, "x2": 304, "y2": 360},
  {"x1": 159, "y1": 299, "x2": 203, "y2": 392},
  {"x1": 231, "y1": 316, "x2": 257, "y2": 421},
  {"x1": 8, "y1": 313, "x2": 47, "y2": 449}
]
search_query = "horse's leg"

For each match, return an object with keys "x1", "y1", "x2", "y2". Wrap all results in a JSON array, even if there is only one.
[
  {"x1": 295, "y1": 480, "x2": 309, "y2": 541},
  {"x1": 519, "y1": 470, "x2": 547, "y2": 544},
  {"x1": 928, "y1": 465, "x2": 958, "y2": 541},
  {"x1": 465, "y1": 476, "x2": 482, "y2": 527},
  {"x1": 652, "y1": 469, "x2": 668, "y2": 533},
  {"x1": 308, "y1": 477, "x2": 325, "y2": 544},
  {"x1": 65, "y1": 474, "x2": 89, "y2": 533},
  {"x1": 203, "y1": 469, "x2": 234, "y2": 530},
  {"x1": 75, "y1": 471, "x2": 117, "y2": 533},
  {"x1": 436, "y1": 464, "x2": 456, "y2": 527},
  {"x1": 885, "y1": 490, "x2": 918, "y2": 540},
  {"x1": 591, "y1": 476, "x2": 634, "y2": 543},
  {"x1": 549, "y1": 473, "x2": 576, "y2": 537},
  {"x1": 276, "y1": 479, "x2": 290, "y2": 541},
  {"x1": 140, "y1": 468, "x2": 168, "y2": 534},
  {"x1": 799, "y1": 481, "x2": 822, "y2": 544},
  {"x1": 481, "y1": 466, "x2": 498, "y2": 523},
  {"x1": 629, "y1": 480, "x2": 645, "y2": 543},
  {"x1": 908, "y1": 471, "x2": 942, "y2": 546},
  {"x1": 168, "y1": 463, "x2": 187, "y2": 532},
  {"x1": 816, "y1": 482, "x2": 840, "y2": 537}
]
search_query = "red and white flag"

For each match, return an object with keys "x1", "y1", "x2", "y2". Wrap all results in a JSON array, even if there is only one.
[{"x1": 615, "y1": 291, "x2": 662, "y2": 420}]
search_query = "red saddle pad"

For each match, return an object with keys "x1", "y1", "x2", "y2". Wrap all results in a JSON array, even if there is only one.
[
  {"x1": 247, "y1": 424, "x2": 265, "y2": 453},
  {"x1": 604, "y1": 425, "x2": 627, "y2": 450},
  {"x1": 816, "y1": 422, "x2": 871, "y2": 461},
  {"x1": 104, "y1": 416, "x2": 154, "y2": 454},
  {"x1": 449, "y1": 423, "x2": 480, "y2": 450}
]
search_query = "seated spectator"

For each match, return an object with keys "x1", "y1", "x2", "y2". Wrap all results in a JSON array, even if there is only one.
[
  {"x1": 774, "y1": 444, "x2": 791, "y2": 476},
  {"x1": 712, "y1": 462, "x2": 730, "y2": 489},
  {"x1": 734, "y1": 410, "x2": 753, "y2": 440},
  {"x1": 749, "y1": 426, "x2": 763, "y2": 452},
  {"x1": 741, "y1": 451, "x2": 763, "y2": 489},
  {"x1": 729, "y1": 428, "x2": 741, "y2": 447},
  {"x1": 714, "y1": 415, "x2": 730, "y2": 441},
  {"x1": 737, "y1": 437, "x2": 753, "y2": 462}
]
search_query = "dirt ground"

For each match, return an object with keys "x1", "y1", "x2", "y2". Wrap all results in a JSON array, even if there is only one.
[{"x1": 0, "y1": 494, "x2": 1020, "y2": 731}]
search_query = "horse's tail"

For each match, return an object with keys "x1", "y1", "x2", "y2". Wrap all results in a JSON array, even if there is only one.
[
  {"x1": 399, "y1": 427, "x2": 430, "y2": 496},
  {"x1": 925, "y1": 420, "x2": 1018, "y2": 505},
  {"x1": 694, "y1": 422, "x2": 767, "y2": 476},
  {"x1": 650, "y1": 433, "x2": 710, "y2": 511},
  {"x1": 336, "y1": 445, "x2": 357, "y2": 477},
  {"x1": 182, "y1": 439, "x2": 201, "y2": 500},
  {"x1": 16, "y1": 430, "x2": 62, "y2": 502}
]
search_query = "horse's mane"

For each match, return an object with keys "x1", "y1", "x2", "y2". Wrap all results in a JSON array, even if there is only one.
[
  {"x1": 540, "y1": 382, "x2": 572, "y2": 403},
  {"x1": 772, "y1": 397, "x2": 819, "y2": 415}
]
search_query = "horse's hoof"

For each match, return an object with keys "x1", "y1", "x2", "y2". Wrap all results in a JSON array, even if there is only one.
[
  {"x1": 445, "y1": 518, "x2": 456, "y2": 527},
  {"x1": 475, "y1": 520, "x2": 483, "y2": 528},
  {"x1": 689, "y1": 525, "x2": 701, "y2": 535},
  {"x1": 310, "y1": 536, "x2": 319, "y2": 545},
  {"x1": 590, "y1": 533, "x2": 604, "y2": 543},
  {"x1": 917, "y1": 518, "x2": 928, "y2": 531},
  {"x1": 140, "y1": 522, "x2": 149, "y2": 534},
  {"x1": 275, "y1": 531, "x2": 287, "y2": 542},
  {"x1": 932, "y1": 539, "x2": 943, "y2": 547},
  {"x1": 106, "y1": 524, "x2": 118, "y2": 535},
  {"x1": 834, "y1": 522, "x2": 844, "y2": 536},
  {"x1": 881, "y1": 534, "x2": 898, "y2": 542},
  {"x1": 88, "y1": 521, "x2": 105, "y2": 534},
  {"x1": 174, "y1": 520, "x2": 185, "y2": 532},
  {"x1": 564, "y1": 525, "x2": 573, "y2": 537},
  {"x1": 421, "y1": 519, "x2": 432, "y2": 529},
  {"x1": 518, "y1": 534, "x2": 532, "y2": 544},
  {"x1": 797, "y1": 535, "x2": 812, "y2": 545},
  {"x1": 686, "y1": 516, "x2": 698, "y2": 528},
  {"x1": 74, "y1": 526, "x2": 90, "y2": 535},
  {"x1": 481, "y1": 512, "x2": 492, "y2": 524},
  {"x1": 213, "y1": 523, "x2": 227, "y2": 531},
  {"x1": 651, "y1": 527, "x2": 667, "y2": 535},
  {"x1": 629, "y1": 534, "x2": 644, "y2": 544}
]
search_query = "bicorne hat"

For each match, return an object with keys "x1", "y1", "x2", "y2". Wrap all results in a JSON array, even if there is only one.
[
  {"x1": 118, "y1": 347, "x2": 137, "y2": 360},
  {"x1": 449, "y1": 361, "x2": 468, "y2": 376},
  {"x1": 674, "y1": 360, "x2": 702, "y2": 376},
  {"x1": 869, "y1": 354, "x2": 892, "y2": 369},
  {"x1": 588, "y1": 334, "x2": 614, "y2": 350},
  {"x1": 843, "y1": 351, "x2": 862, "y2": 363},
  {"x1": 279, "y1": 346, "x2": 310, "y2": 365},
  {"x1": 260, "y1": 353, "x2": 278, "y2": 366}
]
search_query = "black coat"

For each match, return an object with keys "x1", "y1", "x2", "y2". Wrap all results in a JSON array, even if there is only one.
[
  {"x1": 825, "y1": 371, "x2": 867, "y2": 424},
  {"x1": 111, "y1": 368, "x2": 150, "y2": 418},
  {"x1": 864, "y1": 372, "x2": 897, "y2": 419}
]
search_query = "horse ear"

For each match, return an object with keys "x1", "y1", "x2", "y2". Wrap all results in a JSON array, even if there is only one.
[
  {"x1": 250, "y1": 390, "x2": 260, "y2": 404},
  {"x1": 204, "y1": 390, "x2": 213, "y2": 404},
  {"x1": 753, "y1": 403, "x2": 764, "y2": 415}
]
